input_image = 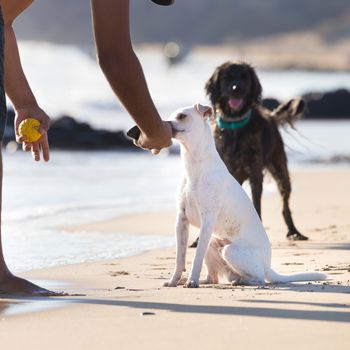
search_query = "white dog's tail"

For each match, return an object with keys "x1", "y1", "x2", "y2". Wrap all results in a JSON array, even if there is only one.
[{"x1": 266, "y1": 268, "x2": 327, "y2": 283}]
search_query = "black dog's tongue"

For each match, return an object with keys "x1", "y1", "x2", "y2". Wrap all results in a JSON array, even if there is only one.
[{"x1": 126, "y1": 125, "x2": 141, "y2": 141}]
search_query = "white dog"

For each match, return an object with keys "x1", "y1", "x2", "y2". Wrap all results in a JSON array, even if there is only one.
[{"x1": 164, "y1": 103, "x2": 326, "y2": 288}]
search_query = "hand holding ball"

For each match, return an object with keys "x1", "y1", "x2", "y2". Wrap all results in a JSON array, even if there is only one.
[{"x1": 18, "y1": 118, "x2": 42, "y2": 142}]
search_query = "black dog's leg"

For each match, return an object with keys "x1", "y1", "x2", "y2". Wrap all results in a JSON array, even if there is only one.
[
  {"x1": 189, "y1": 237, "x2": 199, "y2": 248},
  {"x1": 249, "y1": 171, "x2": 263, "y2": 218},
  {"x1": 268, "y1": 157, "x2": 308, "y2": 241}
]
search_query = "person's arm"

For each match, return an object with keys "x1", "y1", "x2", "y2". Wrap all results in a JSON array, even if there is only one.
[
  {"x1": 2, "y1": 0, "x2": 50, "y2": 161},
  {"x1": 91, "y1": 0, "x2": 172, "y2": 152}
]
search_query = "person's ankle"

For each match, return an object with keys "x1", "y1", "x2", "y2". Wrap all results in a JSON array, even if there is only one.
[{"x1": 0, "y1": 268, "x2": 13, "y2": 283}]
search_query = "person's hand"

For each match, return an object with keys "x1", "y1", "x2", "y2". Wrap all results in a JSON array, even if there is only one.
[
  {"x1": 14, "y1": 105, "x2": 50, "y2": 162},
  {"x1": 135, "y1": 121, "x2": 172, "y2": 154}
]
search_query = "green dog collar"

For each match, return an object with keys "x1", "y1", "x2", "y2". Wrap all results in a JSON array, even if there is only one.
[{"x1": 216, "y1": 110, "x2": 252, "y2": 130}]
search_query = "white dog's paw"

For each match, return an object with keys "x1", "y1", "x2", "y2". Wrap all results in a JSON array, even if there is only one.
[
  {"x1": 184, "y1": 280, "x2": 199, "y2": 288},
  {"x1": 163, "y1": 280, "x2": 177, "y2": 287}
]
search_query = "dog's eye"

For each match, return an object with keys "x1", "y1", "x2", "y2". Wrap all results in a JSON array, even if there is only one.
[{"x1": 176, "y1": 113, "x2": 187, "y2": 121}]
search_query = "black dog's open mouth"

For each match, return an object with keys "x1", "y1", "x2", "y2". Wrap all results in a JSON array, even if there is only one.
[{"x1": 228, "y1": 98, "x2": 244, "y2": 111}]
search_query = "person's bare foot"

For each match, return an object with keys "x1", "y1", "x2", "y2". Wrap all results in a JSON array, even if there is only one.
[{"x1": 0, "y1": 273, "x2": 66, "y2": 296}]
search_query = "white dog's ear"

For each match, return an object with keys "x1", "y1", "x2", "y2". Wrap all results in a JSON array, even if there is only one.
[{"x1": 195, "y1": 103, "x2": 213, "y2": 119}]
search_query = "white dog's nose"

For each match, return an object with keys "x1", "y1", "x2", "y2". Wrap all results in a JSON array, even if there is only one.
[{"x1": 169, "y1": 121, "x2": 178, "y2": 137}]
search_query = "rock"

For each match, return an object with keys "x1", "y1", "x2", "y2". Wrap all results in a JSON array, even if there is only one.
[
  {"x1": 48, "y1": 116, "x2": 134, "y2": 150},
  {"x1": 265, "y1": 89, "x2": 350, "y2": 119},
  {"x1": 262, "y1": 98, "x2": 280, "y2": 111},
  {"x1": 302, "y1": 89, "x2": 350, "y2": 119},
  {"x1": 3, "y1": 111, "x2": 136, "y2": 150}
]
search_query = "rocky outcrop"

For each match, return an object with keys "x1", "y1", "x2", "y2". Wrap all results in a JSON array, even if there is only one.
[
  {"x1": 302, "y1": 89, "x2": 350, "y2": 119},
  {"x1": 263, "y1": 88, "x2": 350, "y2": 119},
  {"x1": 48, "y1": 116, "x2": 133, "y2": 150},
  {"x1": 262, "y1": 98, "x2": 280, "y2": 111},
  {"x1": 3, "y1": 112, "x2": 135, "y2": 150}
]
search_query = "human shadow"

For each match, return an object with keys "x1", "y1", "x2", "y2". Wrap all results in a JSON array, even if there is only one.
[
  {"x1": 239, "y1": 299, "x2": 349, "y2": 309},
  {"x1": 259, "y1": 282, "x2": 350, "y2": 295},
  {"x1": 1, "y1": 296, "x2": 349, "y2": 323},
  {"x1": 202, "y1": 281, "x2": 350, "y2": 295},
  {"x1": 272, "y1": 241, "x2": 350, "y2": 251}
]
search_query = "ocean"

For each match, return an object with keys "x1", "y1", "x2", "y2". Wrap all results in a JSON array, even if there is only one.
[{"x1": 3, "y1": 42, "x2": 350, "y2": 273}]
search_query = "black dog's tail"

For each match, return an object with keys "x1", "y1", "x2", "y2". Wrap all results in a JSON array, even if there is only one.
[{"x1": 270, "y1": 98, "x2": 304, "y2": 128}]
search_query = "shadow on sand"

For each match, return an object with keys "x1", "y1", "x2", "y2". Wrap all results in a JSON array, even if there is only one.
[{"x1": 1, "y1": 281, "x2": 349, "y2": 323}]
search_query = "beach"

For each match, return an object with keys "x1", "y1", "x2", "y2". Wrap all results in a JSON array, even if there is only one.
[{"x1": 0, "y1": 168, "x2": 349, "y2": 349}]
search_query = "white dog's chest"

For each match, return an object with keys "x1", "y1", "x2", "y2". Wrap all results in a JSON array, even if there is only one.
[
  {"x1": 182, "y1": 183, "x2": 241, "y2": 241},
  {"x1": 183, "y1": 189, "x2": 201, "y2": 228}
]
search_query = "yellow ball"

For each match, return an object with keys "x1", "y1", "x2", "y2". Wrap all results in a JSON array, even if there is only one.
[{"x1": 18, "y1": 118, "x2": 42, "y2": 143}]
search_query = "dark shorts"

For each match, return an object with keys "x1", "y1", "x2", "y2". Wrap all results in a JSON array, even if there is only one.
[{"x1": 0, "y1": 8, "x2": 7, "y2": 142}]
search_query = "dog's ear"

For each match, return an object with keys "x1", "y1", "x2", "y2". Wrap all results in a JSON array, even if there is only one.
[
  {"x1": 195, "y1": 103, "x2": 213, "y2": 119},
  {"x1": 248, "y1": 65, "x2": 262, "y2": 104},
  {"x1": 205, "y1": 64, "x2": 225, "y2": 106}
]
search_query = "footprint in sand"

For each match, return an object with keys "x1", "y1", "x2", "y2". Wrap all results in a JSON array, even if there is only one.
[
  {"x1": 282, "y1": 262, "x2": 304, "y2": 266},
  {"x1": 109, "y1": 270, "x2": 130, "y2": 277},
  {"x1": 321, "y1": 264, "x2": 350, "y2": 272},
  {"x1": 104, "y1": 262, "x2": 121, "y2": 266}
]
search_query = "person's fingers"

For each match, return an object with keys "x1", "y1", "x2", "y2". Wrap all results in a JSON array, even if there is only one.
[
  {"x1": 14, "y1": 118, "x2": 21, "y2": 136},
  {"x1": 40, "y1": 135, "x2": 50, "y2": 162},
  {"x1": 133, "y1": 139, "x2": 144, "y2": 149},
  {"x1": 135, "y1": 140, "x2": 161, "y2": 153},
  {"x1": 165, "y1": 140, "x2": 173, "y2": 148},
  {"x1": 39, "y1": 117, "x2": 50, "y2": 135},
  {"x1": 31, "y1": 143, "x2": 40, "y2": 162},
  {"x1": 22, "y1": 142, "x2": 31, "y2": 152},
  {"x1": 16, "y1": 135, "x2": 25, "y2": 143},
  {"x1": 133, "y1": 138, "x2": 148, "y2": 151}
]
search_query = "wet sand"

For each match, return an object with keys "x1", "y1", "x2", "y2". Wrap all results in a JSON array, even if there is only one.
[{"x1": 0, "y1": 168, "x2": 349, "y2": 349}]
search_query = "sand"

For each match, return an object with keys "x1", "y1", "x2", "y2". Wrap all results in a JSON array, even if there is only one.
[{"x1": 0, "y1": 168, "x2": 349, "y2": 350}]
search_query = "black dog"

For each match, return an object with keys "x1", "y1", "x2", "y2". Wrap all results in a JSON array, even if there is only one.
[{"x1": 191, "y1": 61, "x2": 307, "y2": 247}]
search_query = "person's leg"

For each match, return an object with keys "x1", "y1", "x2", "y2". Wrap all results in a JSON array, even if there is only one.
[
  {"x1": 0, "y1": 150, "x2": 57, "y2": 295},
  {"x1": 0, "y1": 7, "x2": 60, "y2": 295}
]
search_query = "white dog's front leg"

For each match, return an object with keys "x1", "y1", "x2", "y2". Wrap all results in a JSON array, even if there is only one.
[
  {"x1": 185, "y1": 216, "x2": 215, "y2": 288},
  {"x1": 164, "y1": 207, "x2": 189, "y2": 287}
]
